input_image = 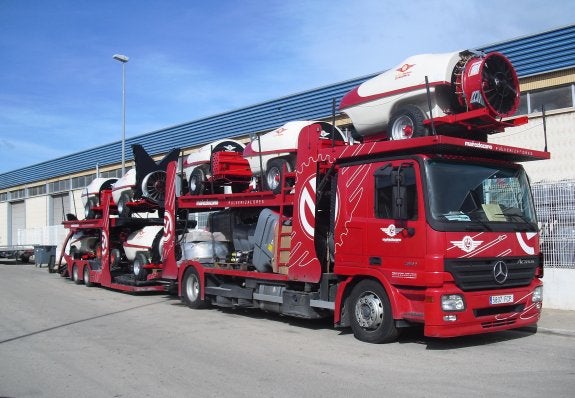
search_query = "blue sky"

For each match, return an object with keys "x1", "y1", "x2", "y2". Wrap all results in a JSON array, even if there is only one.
[{"x1": 1, "y1": 0, "x2": 574, "y2": 174}]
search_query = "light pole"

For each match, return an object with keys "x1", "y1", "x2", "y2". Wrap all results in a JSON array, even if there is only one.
[{"x1": 113, "y1": 54, "x2": 129, "y2": 175}]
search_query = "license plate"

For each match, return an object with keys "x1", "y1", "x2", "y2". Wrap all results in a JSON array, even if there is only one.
[{"x1": 490, "y1": 294, "x2": 514, "y2": 305}]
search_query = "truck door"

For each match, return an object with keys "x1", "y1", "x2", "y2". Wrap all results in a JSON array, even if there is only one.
[{"x1": 366, "y1": 160, "x2": 427, "y2": 284}]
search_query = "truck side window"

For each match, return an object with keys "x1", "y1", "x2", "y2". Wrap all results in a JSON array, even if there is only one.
[{"x1": 374, "y1": 165, "x2": 418, "y2": 220}]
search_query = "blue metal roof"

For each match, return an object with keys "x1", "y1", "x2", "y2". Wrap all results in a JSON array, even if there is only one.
[
  {"x1": 2, "y1": 24, "x2": 574, "y2": 190},
  {"x1": 479, "y1": 24, "x2": 575, "y2": 77},
  {"x1": 0, "y1": 76, "x2": 370, "y2": 190}
]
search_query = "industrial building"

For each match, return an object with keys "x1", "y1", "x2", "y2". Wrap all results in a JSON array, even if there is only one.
[{"x1": 1, "y1": 25, "x2": 574, "y2": 309}]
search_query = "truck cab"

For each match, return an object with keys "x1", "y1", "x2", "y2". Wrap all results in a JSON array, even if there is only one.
[{"x1": 330, "y1": 142, "x2": 543, "y2": 340}]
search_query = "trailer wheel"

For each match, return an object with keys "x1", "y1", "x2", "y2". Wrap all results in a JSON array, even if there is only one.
[
  {"x1": 72, "y1": 264, "x2": 83, "y2": 285},
  {"x1": 59, "y1": 262, "x2": 69, "y2": 277},
  {"x1": 265, "y1": 159, "x2": 291, "y2": 194},
  {"x1": 389, "y1": 105, "x2": 427, "y2": 140},
  {"x1": 181, "y1": 267, "x2": 208, "y2": 309},
  {"x1": 117, "y1": 192, "x2": 132, "y2": 218},
  {"x1": 349, "y1": 279, "x2": 398, "y2": 343},
  {"x1": 133, "y1": 252, "x2": 149, "y2": 281},
  {"x1": 83, "y1": 266, "x2": 94, "y2": 287},
  {"x1": 189, "y1": 165, "x2": 209, "y2": 195}
]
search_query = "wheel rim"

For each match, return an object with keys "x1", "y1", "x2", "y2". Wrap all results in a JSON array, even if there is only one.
[
  {"x1": 355, "y1": 291, "x2": 384, "y2": 330},
  {"x1": 266, "y1": 167, "x2": 281, "y2": 191},
  {"x1": 84, "y1": 268, "x2": 89, "y2": 284},
  {"x1": 185, "y1": 273, "x2": 200, "y2": 302},
  {"x1": 133, "y1": 259, "x2": 143, "y2": 276},
  {"x1": 391, "y1": 115, "x2": 414, "y2": 140},
  {"x1": 190, "y1": 177, "x2": 198, "y2": 192},
  {"x1": 118, "y1": 193, "x2": 131, "y2": 216},
  {"x1": 110, "y1": 249, "x2": 120, "y2": 267},
  {"x1": 72, "y1": 266, "x2": 78, "y2": 281},
  {"x1": 84, "y1": 201, "x2": 92, "y2": 218},
  {"x1": 117, "y1": 197, "x2": 125, "y2": 215}
]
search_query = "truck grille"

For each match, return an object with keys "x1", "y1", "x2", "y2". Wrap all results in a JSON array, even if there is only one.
[
  {"x1": 481, "y1": 319, "x2": 517, "y2": 329},
  {"x1": 444, "y1": 257, "x2": 538, "y2": 291}
]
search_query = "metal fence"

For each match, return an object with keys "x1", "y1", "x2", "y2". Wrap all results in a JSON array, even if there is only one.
[{"x1": 533, "y1": 179, "x2": 575, "y2": 269}]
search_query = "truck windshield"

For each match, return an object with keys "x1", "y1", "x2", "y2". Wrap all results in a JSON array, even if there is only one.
[{"x1": 425, "y1": 159, "x2": 537, "y2": 232}]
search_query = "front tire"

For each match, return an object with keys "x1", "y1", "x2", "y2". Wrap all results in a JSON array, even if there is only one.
[
  {"x1": 181, "y1": 267, "x2": 208, "y2": 309},
  {"x1": 349, "y1": 279, "x2": 398, "y2": 343}
]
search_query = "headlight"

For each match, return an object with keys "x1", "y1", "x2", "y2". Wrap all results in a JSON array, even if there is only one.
[
  {"x1": 441, "y1": 294, "x2": 465, "y2": 311},
  {"x1": 532, "y1": 286, "x2": 543, "y2": 303}
]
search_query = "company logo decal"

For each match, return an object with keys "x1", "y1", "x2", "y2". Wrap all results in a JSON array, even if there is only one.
[
  {"x1": 516, "y1": 232, "x2": 537, "y2": 255},
  {"x1": 298, "y1": 176, "x2": 317, "y2": 238},
  {"x1": 464, "y1": 141, "x2": 492, "y2": 150},
  {"x1": 163, "y1": 211, "x2": 174, "y2": 242},
  {"x1": 101, "y1": 230, "x2": 109, "y2": 257},
  {"x1": 381, "y1": 224, "x2": 403, "y2": 242},
  {"x1": 493, "y1": 261, "x2": 509, "y2": 284},
  {"x1": 273, "y1": 126, "x2": 287, "y2": 136},
  {"x1": 396, "y1": 63, "x2": 415, "y2": 73},
  {"x1": 451, "y1": 235, "x2": 483, "y2": 253},
  {"x1": 395, "y1": 63, "x2": 415, "y2": 79}
]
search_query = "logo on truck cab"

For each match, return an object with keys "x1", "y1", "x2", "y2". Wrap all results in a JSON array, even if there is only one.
[
  {"x1": 381, "y1": 224, "x2": 403, "y2": 242},
  {"x1": 451, "y1": 235, "x2": 483, "y2": 253}
]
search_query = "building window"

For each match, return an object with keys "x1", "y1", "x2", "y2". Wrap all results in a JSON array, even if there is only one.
[
  {"x1": 49, "y1": 179, "x2": 70, "y2": 194},
  {"x1": 0, "y1": 192, "x2": 8, "y2": 202},
  {"x1": 72, "y1": 174, "x2": 96, "y2": 189},
  {"x1": 10, "y1": 188, "x2": 26, "y2": 200},
  {"x1": 517, "y1": 83, "x2": 574, "y2": 114},
  {"x1": 29, "y1": 185, "x2": 47, "y2": 197},
  {"x1": 100, "y1": 168, "x2": 123, "y2": 178},
  {"x1": 530, "y1": 85, "x2": 573, "y2": 113}
]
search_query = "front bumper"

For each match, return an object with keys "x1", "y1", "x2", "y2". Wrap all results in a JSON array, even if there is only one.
[{"x1": 423, "y1": 280, "x2": 542, "y2": 338}]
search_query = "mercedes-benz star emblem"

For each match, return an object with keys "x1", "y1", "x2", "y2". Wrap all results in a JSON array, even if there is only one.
[{"x1": 493, "y1": 261, "x2": 509, "y2": 284}]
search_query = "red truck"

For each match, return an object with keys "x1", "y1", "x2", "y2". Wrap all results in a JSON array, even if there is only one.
[
  {"x1": 60, "y1": 50, "x2": 549, "y2": 343},
  {"x1": 160, "y1": 123, "x2": 547, "y2": 343}
]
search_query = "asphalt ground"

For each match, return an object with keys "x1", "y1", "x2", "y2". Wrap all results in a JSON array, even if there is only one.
[{"x1": 4, "y1": 258, "x2": 575, "y2": 337}]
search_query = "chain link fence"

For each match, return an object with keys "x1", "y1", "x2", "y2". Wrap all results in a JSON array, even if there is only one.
[{"x1": 533, "y1": 179, "x2": 575, "y2": 269}]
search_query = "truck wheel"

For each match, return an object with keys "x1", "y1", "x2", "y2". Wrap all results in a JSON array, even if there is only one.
[
  {"x1": 72, "y1": 264, "x2": 83, "y2": 285},
  {"x1": 349, "y1": 279, "x2": 398, "y2": 343},
  {"x1": 389, "y1": 105, "x2": 427, "y2": 140},
  {"x1": 83, "y1": 266, "x2": 94, "y2": 287},
  {"x1": 189, "y1": 165, "x2": 209, "y2": 195},
  {"x1": 117, "y1": 193, "x2": 132, "y2": 218},
  {"x1": 265, "y1": 159, "x2": 290, "y2": 194},
  {"x1": 181, "y1": 267, "x2": 208, "y2": 309},
  {"x1": 133, "y1": 252, "x2": 149, "y2": 281}
]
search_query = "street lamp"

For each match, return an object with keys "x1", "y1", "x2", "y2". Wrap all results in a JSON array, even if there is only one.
[{"x1": 113, "y1": 53, "x2": 129, "y2": 175}]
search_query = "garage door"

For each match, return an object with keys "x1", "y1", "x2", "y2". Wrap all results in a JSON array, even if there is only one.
[
  {"x1": 51, "y1": 194, "x2": 70, "y2": 225},
  {"x1": 10, "y1": 201, "x2": 25, "y2": 245}
]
